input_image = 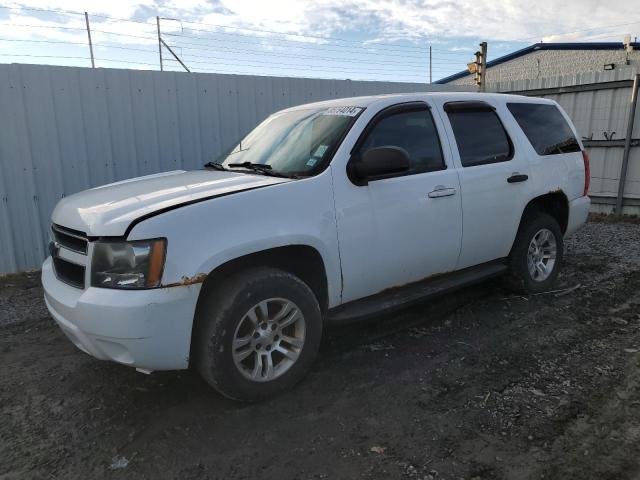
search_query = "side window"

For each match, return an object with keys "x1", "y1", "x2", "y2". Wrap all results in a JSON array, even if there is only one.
[
  {"x1": 446, "y1": 107, "x2": 512, "y2": 167},
  {"x1": 359, "y1": 107, "x2": 445, "y2": 174},
  {"x1": 507, "y1": 103, "x2": 581, "y2": 155}
]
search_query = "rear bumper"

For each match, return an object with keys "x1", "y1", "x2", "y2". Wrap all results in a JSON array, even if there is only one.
[
  {"x1": 566, "y1": 195, "x2": 590, "y2": 237},
  {"x1": 42, "y1": 257, "x2": 201, "y2": 371}
]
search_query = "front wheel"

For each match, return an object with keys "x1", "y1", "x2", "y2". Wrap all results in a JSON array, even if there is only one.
[
  {"x1": 194, "y1": 267, "x2": 322, "y2": 401},
  {"x1": 506, "y1": 212, "x2": 564, "y2": 294}
]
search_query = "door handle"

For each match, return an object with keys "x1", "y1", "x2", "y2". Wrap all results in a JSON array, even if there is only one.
[
  {"x1": 507, "y1": 173, "x2": 529, "y2": 183},
  {"x1": 428, "y1": 186, "x2": 457, "y2": 198}
]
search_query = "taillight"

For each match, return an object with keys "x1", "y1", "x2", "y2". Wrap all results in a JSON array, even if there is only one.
[{"x1": 582, "y1": 150, "x2": 590, "y2": 196}]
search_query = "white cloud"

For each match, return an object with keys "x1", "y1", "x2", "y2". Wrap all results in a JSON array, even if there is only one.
[
  {"x1": 9, "y1": 0, "x2": 156, "y2": 18},
  {"x1": 4, "y1": 0, "x2": 639, "y2": 46},
  {"x1": 190, "y1": 0, "x2": 638, "y2": 44}
]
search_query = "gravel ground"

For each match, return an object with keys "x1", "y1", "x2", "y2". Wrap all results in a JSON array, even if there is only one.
[{"x1": 1, "y1": 218, "x2": 640, "y2": 480}]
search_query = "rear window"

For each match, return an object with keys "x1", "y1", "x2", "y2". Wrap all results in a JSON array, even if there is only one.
[
  {"x1": 507, "y1": 103, "x2": 581, "y2": 156},
  {"x1": 446, "y1": 109, "x2": 512, "y2": 167}
]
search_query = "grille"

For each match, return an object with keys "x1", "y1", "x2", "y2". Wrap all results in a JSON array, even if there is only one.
[
  {"x1": 52, "y1": 256, "x2": 86, "y2": 289},
  {"x1": 51, "y1": 224, "x2": 88, "y2": 289},
  {"x1": 52, "y1": 224, "x2": 88, "y2": 254}
]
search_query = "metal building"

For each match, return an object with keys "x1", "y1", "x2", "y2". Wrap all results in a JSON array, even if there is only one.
[{"x1": 437, "y1": 42, "x2": 640, "y2": 86}]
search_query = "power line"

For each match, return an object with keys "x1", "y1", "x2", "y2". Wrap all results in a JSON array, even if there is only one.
[
  {"x1": 0, "y1": 36, "x2": 461, "y2": 71},
  {"x1": 0, "y1": 51, "x2": 436, "y2": 79},
  {"x1": 164, "y1": 18, "x2": 431, "y2": 52},
  {"x1": 175, "y1": 53, "x2": 439, "y2": 74},
  {"x1": 0, "y1": 47, "x2": 448, "y2": 76},
  {"x1": 0, "y1": 21, "x2": 466, "y2": 63},
  {"x1": 172, "y1": 25, "x2": 431, "y2": 55},
  {"x1": 0, "y1": 37, "x2": 158, "y2": 53},
  {"x1": 163, "y1": 31, "x2": 431, "y2": 61},
  {"x1": 165, "y1": 61, "x2": 428, "y2": 79},
  {"x1": 0, "y1": 21, "x2": 465, "y2": 65},
  {"x1": 163, "y1": 38, "x2": 463, "y2": 66},
  {"x1": 1, "y1": 22, "x2": 158, "y2": 42},
  {"x1": 173, "y1": 46, "x2": 454, "y2": 71},
  {"x1": 175, "y1": 44, "x2": 430, "y2": 67},
  {"x1": 167, "y1": 35, "x2": 465, "y2": 64}
]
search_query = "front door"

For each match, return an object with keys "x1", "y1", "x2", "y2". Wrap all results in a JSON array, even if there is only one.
[{"x1": 332, "y1": 102, "x2": 463, "y2": 304}]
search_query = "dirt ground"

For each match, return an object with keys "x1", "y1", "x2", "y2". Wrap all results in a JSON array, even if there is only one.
[{"x1": 2, "y1": 218, "x2": 640, "y2": 480}]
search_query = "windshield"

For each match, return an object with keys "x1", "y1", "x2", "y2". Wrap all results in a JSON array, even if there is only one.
[{"x1": 217, "y1": 106, "x2": 362, "y2": 176}]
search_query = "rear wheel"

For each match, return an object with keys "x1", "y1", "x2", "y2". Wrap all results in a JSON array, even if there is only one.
[
  {"x1": 195, "y1": 267, "x2": 322, "y2": 401},
  {"x1": 506, "y1": 212, "x2": 563, "y2": 294}
]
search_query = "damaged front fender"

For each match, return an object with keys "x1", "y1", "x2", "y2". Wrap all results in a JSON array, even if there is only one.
[{"x1": 162, "y1": 273, "x2": 208, "y2": 288}]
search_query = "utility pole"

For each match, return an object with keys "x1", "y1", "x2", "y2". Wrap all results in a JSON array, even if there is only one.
[
  {"x1": 468, "y1": 42, "x2": 487, "y2": 91},
  {"x1": 616, "y1": 73, "x2": 640, "y2": 215},
  {"x1": 156, "y1": 16, "x2": 163, "y2": 71},
  {"x1": 429, "y1": 46, "x2": 432, "y2": 84},
  {"x1": 478, "y1": 41, "x2": 487, "y2": 92},
  {"x1": 84, "y1": 12, "x2": 95, "y2": 68}
]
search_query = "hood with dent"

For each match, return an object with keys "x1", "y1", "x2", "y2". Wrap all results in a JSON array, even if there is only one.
[{"x1": 52, "y1": 170, "x2": 290, "y2": 236}]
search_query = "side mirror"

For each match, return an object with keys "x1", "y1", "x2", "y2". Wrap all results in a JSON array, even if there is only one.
[{"x1": 351, "y1": 146, "x2": 410, "y2": 184}]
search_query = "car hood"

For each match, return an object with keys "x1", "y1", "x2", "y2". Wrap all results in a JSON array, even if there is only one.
[{"x1": 51, "y1": 170, "x2": 290, "y2": 237}]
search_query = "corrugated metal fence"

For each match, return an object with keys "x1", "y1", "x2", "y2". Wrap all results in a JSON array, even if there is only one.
[
  {"x1": 488, "y1": 68, "x2": 640, "y2": 214},
  {"x1": 0, "y1": 63, "x2": 463, "y2": 274}
]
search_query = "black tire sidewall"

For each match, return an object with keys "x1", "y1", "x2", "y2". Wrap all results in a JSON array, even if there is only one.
[
  {"x1": 509, "y1": 213, "x2": 564, "y2": 294},
  {"x1": 196, "y1": 268, "x2": 322, "y2": 401}
]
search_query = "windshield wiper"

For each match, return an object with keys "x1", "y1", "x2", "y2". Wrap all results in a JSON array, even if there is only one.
[
  {"x1": 227, "y1": 162, "x2": 290, "y2": 178},
  {"x1": 228, "y1": 161, "x2": 272, "y2": 171},
  {"x1": 203, "y1": 161, "x2": 228, "y2": 171}
]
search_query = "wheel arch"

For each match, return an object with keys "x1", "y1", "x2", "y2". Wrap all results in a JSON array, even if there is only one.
[
  {"x1": 517, "y1": 190, "x2": 569, "y2": 237},
  {"x1": 198, "y1": 245, "x2": 329, "y2": 312},
  {"x1": 188, "y1": 244, "x2": 330, "y2": 368}
]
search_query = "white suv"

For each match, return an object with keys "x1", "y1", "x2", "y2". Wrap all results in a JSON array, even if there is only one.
[{"x1": 42, "y1": 92, "x2": 590, "y2": 400}]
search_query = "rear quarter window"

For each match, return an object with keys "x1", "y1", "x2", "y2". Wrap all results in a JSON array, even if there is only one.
[{"x1": 507, "y1": 103, "x2": 581, "y2": 156}]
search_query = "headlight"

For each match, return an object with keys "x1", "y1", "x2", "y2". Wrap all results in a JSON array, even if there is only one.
[{"x1": 91, "y1": 239, "x2": 166, "y2": 289}]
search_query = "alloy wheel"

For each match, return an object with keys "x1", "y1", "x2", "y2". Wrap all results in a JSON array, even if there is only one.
[
  {"x1": 232, "y1": 298, "x2": 306, "y2": 382},
  {"x1": 527, "y1": 228, "x2": 557, "y2": 282}
]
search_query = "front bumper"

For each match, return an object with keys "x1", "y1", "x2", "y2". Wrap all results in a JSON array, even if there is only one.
[
  {"x1": 42, "y1": 257, "x2": 201, "y2": 371},
  {"x1": 566, "y1": 195, "x2": 591, "y2": 237}
]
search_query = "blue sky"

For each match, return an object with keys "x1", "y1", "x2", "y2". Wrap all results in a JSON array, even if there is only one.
[{"x1": 0, "y1": 0, "x2": 638, "y2": 83}]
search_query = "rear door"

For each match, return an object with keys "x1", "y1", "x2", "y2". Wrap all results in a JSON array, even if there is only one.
[{"x1": 438, "y1": 100, "x2": 533, "y2": 269}]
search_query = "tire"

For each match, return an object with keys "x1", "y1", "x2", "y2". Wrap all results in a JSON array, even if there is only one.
[
  {"x1": 194, "y1": 267, "x2": 322, "y2": 401},
  {"x1": 506, "y1": 211, "x2": 564, "y2": 294}
]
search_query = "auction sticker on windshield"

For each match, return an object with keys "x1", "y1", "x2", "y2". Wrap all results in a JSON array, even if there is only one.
[{"x1": 323, "y1": 106, "x2": 362, "y2": 116}]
